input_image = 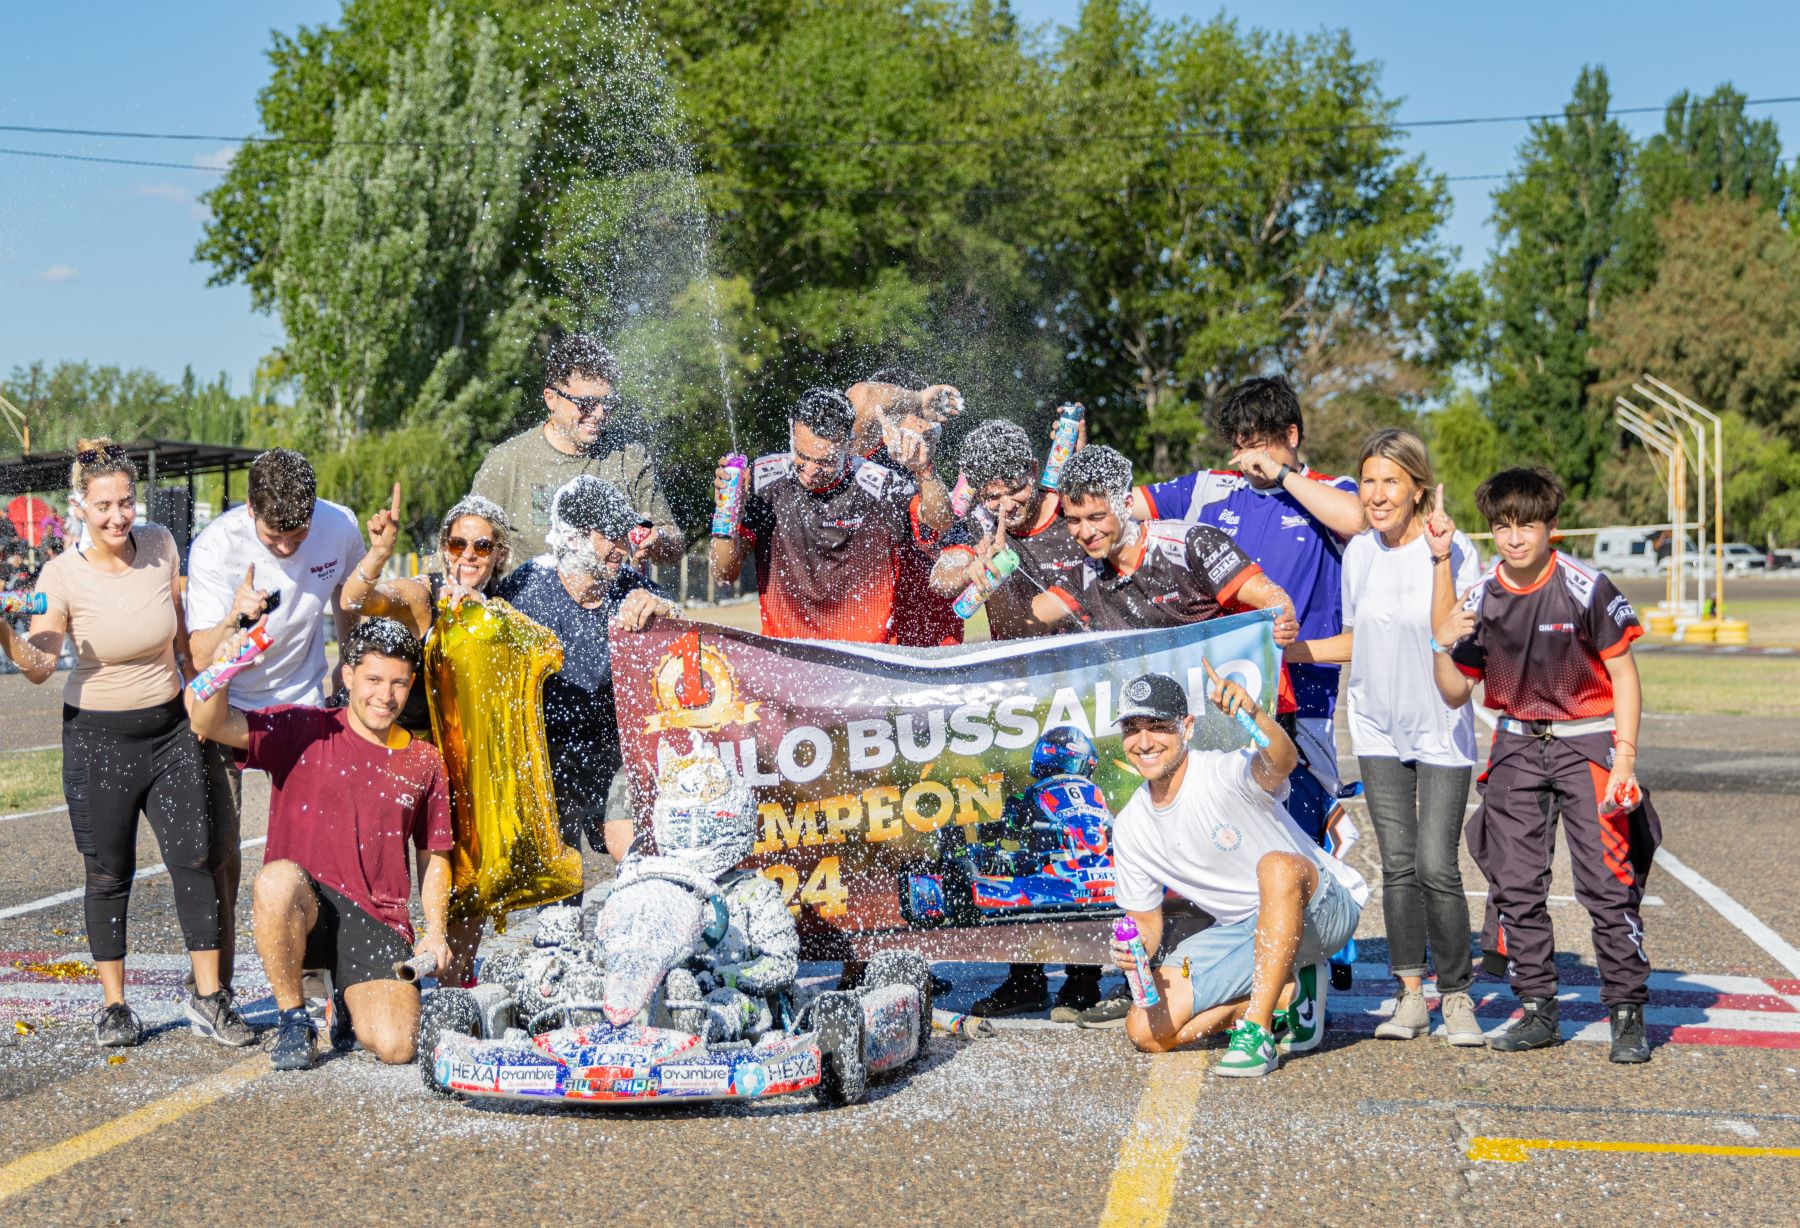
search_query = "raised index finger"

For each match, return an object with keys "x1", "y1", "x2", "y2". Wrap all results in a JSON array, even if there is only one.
[
  {"x1": 1202, "y1": 657, "x2": 1224, "y2": 687},
  {"x1": 389, "y1": 482, "x2": 402, "y2": 519}
]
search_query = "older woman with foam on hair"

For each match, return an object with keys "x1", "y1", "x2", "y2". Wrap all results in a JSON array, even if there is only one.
[{"x1": 339, "y1": 487, "x2": 514, "y2": 741}]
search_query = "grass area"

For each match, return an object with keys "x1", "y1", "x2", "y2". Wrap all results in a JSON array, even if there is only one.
[
  {"x1": 0, "y1": 748, "x2": 64, "y2": 814},
  {"x1": 1638, "y1": 653, "x2": 1800, "y2": 717}
]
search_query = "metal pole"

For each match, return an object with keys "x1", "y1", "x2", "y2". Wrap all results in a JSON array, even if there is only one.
[
  {"x1": 1615, "y1": 401, "x2": 1682, "y2": 609},
  {"x1": 1646, "y1": 376, "x2": 1726, "y2": 617},
  {"x1": 1620, "y1": 401, "x2": 1684, "y2": 608}
]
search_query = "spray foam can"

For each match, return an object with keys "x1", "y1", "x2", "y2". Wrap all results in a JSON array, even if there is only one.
[
  {"x1": 711, "y1": 454, "x2": 748, "y2": 538},
  {"x1": 0, "y1": 591, "x2": 46, "y2": 616},
  {"x1": 188, "y1": 625, "x2": 274, "y2": 704},
  {"x1": 1040, "y1": 402, "x2": 1087, "y2": 490},
  {"x1": 949, "y1": 473, "x2": 973, "y2": 517},
  {"x1": 952, "y1": 547, "x2": 1021, "y2": 619},
  {"x1": 1114, "y1": 915, "x2": 1160, "y2": 1009}
]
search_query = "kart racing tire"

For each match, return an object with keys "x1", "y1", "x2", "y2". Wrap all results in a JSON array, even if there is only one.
[
  {"x1": 864, "y1": 950, "x2": 933, "y2": 1063},
  {"x1": 811, "y1": 991, "x2": 868, "y2": 1108},
  {"x1": 418, "y1": 988, "x2": 482, "y2": 1098}
]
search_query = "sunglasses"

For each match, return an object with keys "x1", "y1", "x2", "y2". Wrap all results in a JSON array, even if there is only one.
[
  {"x1": 553, "y1": 389, "x2": 621, "y2": 416},
  {"x1": 444, "y1": 535, "x2": 496, "y2": 559},
  {"x1": 76, "y1": 444, "x2": 128, "y2": 465}
]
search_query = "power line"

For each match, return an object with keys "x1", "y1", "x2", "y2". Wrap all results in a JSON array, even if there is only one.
[
  {"x1": 1, "y1": 145, "x2": 1788, "y2": 198},
  {"x1": 4, "y1": 92, "x2": 1798, "y2": 153}
]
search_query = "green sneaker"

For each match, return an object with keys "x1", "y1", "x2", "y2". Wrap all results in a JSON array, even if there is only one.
[
  {"x1": 1277, "y1": 962, "x2": 1327, "y2": 1054},
  {"x1": 1214, "y1": 1018, "x2": 1279, "y2": 1078}
]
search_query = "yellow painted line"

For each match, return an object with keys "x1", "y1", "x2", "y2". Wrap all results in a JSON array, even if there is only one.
[
  {"x1": 1470, "y1": 1136, "x2": 1800, "y2": 1164},
  {"x1": 0, "y1": 1056, "x2": 268, "y2": 1203},
  {"x1": 1098, "y1": 1054, "x2": 1210, "y2": 1228}
]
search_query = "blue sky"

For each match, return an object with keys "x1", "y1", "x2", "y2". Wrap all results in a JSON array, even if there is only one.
[{"x1": 3, "y1": 2, "x2": 1798, "y2": 388}]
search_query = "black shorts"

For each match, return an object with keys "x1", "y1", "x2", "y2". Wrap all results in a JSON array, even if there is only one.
[{"x1": 304, "y1": 879, "x2": 413, "y2": 991}]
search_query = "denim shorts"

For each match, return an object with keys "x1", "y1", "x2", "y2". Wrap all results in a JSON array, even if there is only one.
[{"x1": 1165, "y1": 869, "x2": 1362, "y2": 1014}]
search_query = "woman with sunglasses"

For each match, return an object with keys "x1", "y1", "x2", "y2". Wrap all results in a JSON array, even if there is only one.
[
  {"x1": 0, "y1": 440, "x2": 254, "y2": 1050},
  {"x1": 339, "y1": 487, "x2": 511, "y2": 739}
]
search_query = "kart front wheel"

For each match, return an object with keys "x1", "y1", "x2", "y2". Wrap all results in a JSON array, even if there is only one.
[
  {"x1": 418, "y1": 988, "x2": 482, "y2": 1098},
  {"x1": 811, "y1": 991, "x2": 867, "y2": 1108}
]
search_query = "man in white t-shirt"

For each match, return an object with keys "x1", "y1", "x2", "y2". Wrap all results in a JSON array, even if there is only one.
[
  {"x1": 1110, "y1": 668, "x2": 1367, "y2": 1077},
  {"x1": 183, "y1": 448, "x2": 368, "y2": 994}
]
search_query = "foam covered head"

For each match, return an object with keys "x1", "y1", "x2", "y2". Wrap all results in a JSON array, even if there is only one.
[{"x1": 651, "y1": 745, "x2": 755, "y2": 878}]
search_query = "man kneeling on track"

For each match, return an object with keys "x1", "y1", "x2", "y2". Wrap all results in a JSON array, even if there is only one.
[
  {"x1": 188, "y1": 618, "x2": 453, "y2": 1071},
  {"x1": 1109, "y1": 668, "x2": 1368, "y2": 1076}
]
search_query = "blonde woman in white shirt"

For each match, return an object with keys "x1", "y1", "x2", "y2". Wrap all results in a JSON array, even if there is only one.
[{"x1": 1288, "y1": 428, "x2": 1485, "y2": 1047}]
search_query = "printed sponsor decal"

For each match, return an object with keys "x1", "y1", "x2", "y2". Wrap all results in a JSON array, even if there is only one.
[
  {"x1": 496, "y1": 1063, "x2": 560, "y2": 1093},
  {"x1": 656, "y1": 1062, "x2": 734, "y2": 1095},
  {"x1": 445, "y1": 1058, "x2": 499, "y2": 1092},
  {"x1": 732, "y1": 1062, "x2": 770, "y2": 1097}
]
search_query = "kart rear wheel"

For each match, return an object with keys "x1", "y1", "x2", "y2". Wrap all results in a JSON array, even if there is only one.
[
  {"x1": 865, "y1": 950, "x2": 933, "y2": 1027},
  {"x1": 418, "y1": 988, "x2": 481, "y2": 1098},
  {"x1": 811, "y1": 991, "x2": 867, "y2": 1107}
]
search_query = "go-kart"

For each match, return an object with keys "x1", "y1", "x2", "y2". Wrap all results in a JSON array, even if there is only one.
[
  {"x1": 419, "y1": 946, "x2": 933, "y2": 1108},
  {"x1": 899, "y1": 798, "x2": 1116, "y2": 928}
]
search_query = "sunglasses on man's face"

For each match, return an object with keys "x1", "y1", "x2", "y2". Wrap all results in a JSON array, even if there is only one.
[
  {"x1": 444, "y1": 536, "x2": 496, "y2": 559},
  {"x1": 554, "y1": 389, "x2": 621, "y2": 416},
  {"x1": 76, "y1": 444, "x2": 127, "y2": 465}
]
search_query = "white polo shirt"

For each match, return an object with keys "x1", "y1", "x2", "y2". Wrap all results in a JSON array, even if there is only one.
[
  {"x1": 1112, "y1": 749, "x2": 1369, "y2": 925},
  {"x1": 184, "y1": 500, "x2": 366, "y2": 709}
]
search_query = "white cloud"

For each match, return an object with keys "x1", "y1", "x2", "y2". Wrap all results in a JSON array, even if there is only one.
[
  {"x1": 35, "y1": 265, "x2": 79, "y2": 283},
  {"x1": 132, "y1": 183, "x2": 192, "y2": 205},
  {"x1": 194, "y1": 145, "x2": 238, "y2": 172}
]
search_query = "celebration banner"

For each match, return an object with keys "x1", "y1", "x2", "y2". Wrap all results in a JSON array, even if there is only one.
[{"x1": 612, "y1": 610, "x2": 1278, "y2": 962}]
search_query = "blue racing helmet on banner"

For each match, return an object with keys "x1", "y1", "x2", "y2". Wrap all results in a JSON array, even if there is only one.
[{"x1": 1031, "y1": 725, "x2": 1099, "y2": 780}]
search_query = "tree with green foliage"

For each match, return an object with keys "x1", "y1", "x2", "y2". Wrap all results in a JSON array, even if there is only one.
[
  {"x1": 1591, "y1": 197, "x2": 1800, "y2": 543},
  {"x1": 1033, "y1": 4, "x2": 1476, "y2": 480},
  {"x1": 1485, "y1": 66, "x2": 1640, "y2": 503},
  {"x1": 269, "y1": 12, "x2": 540, "y2": 532}
]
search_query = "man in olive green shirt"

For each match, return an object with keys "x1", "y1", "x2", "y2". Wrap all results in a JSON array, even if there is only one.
[{"x1": 474, "y1": 335, "x2": 683, "y2": 577}]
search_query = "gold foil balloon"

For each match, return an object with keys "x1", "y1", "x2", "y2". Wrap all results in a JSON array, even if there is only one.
[{"x1": 427, "y1": 597, "x2": 581, "y2": 927}]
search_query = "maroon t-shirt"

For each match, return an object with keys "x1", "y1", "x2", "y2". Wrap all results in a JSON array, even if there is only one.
[{"x1": 245, "y1": 706, "x2": 454, "y2": 939}]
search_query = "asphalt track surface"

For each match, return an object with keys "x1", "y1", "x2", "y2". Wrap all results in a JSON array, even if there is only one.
[{"x1": 1, "y1": 672, "x2": 1798, "y2": 1227}]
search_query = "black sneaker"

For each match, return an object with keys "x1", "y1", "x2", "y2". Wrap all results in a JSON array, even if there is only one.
[
  {"x1": 1608, "y1": 1004, "x2": 1651, "y2": 1064},
  {"x1": 93, "y1": 1002, "x2": 143, "y2": 1048},
  {"x1": 1489, "y1": 995, "x2": 1563, "y2": 1052},
  {"x1": 187, "y1": 989, "x2": 257, "y2": 1048},
  {"x1": 269, "y1": 1007, "x2": 318, "y2": 1072},
  {"x1": 1076, "y1": 995, "x2": 1132, "y2": 1030},
  {"x1": 971, "y1": 966, "x2": 1050, "y2": 1017},
  {"x1": 1049, "y1": 966, "x2": 1104, "y2": 1022}
]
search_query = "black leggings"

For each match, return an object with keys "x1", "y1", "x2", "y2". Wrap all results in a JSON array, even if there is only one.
[{"x1": 62, "y1": 698, "x2": 221, "y2": 961}]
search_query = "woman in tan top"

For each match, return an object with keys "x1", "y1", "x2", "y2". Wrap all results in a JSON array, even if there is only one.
[{"x1": 0, "y1": 440, "x2": 252, "y2": 1050}]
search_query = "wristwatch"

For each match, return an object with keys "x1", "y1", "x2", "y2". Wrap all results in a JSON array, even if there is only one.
[{"x1": 1273, "y1": 463, "x2": 1295, "y2": 486}]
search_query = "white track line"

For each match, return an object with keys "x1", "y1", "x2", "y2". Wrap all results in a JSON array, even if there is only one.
[
  {"x1": 1656, "y1": 848, "x2": 1800, "y2": 979},
  {"x1": 0, "y1": 837, "x2": 266, "y2": 923},
  {"x1": 0, "y1": 805, "x2": 67, "y2": 823}
]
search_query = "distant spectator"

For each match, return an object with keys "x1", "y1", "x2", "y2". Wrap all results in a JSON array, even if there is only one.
[{"x1": 472, "y1": 334, "x2": 681, "y2": 577}]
